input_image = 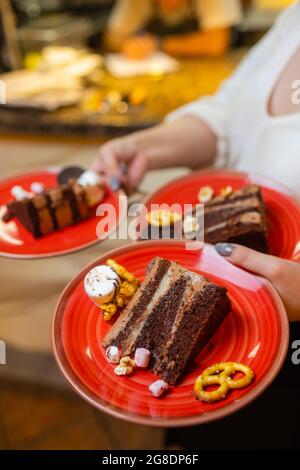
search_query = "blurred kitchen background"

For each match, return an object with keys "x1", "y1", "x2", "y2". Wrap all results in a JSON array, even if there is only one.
[{"x1": 0, "y1": 0, "x2": 294, "y2": 450}]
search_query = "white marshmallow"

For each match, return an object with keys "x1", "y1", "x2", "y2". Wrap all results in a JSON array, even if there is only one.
[
  {"x1": 11, "y1": 185, "x2": 30, "y2": 201},
  {"x1": 31, "y1": 182, "x2": 45, "y2": 194},
  {"x1": 149, "y1": 380, "x2": 169, "y2": 398},
  {"x1": 134, "y1": 348, "x2": 151, "y2": 368},
  {"x1": 84, "y1": 265, "x2": 120, "y2": 307},
  {"x1": 106, "y1": 346, "x2": 120, "y2": 364},
  {"x1": 78, "y1": 170, "x2": 102, "y2": 187}
]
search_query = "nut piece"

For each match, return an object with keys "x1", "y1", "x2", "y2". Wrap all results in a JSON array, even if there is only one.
[
  {"x1": 101, "y1": 303, "x2": 118, "y2": 321},
  {"x1": 134, "y1": 348, "x2": 151, "y2": 368},
  {"x1": 105, "y1": 346, "x2": 120, "y2": 364},
  {"x1": 220, "y1": 185, "x2": 233, "y2": 198},
  {"x1": 106, "y1": 259, "x2": 140, "y2": 286},
  {"x1": 197, "y1": 186, "x2": 214, "y2": 203},
  {"x1": 114, "y1": 356, "x2": 135, "y2": 376},
  {"x1": 149, "y1": 380, "x2": 169, "y2": 398}
]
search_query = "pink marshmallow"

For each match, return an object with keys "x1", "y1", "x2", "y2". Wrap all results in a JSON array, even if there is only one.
[
  {"x1": 134, "y1": 348, "x2": 151, "y2": 368},
  {"x1": 149, "y1": 380, "x2": 169, "y2": 398}
]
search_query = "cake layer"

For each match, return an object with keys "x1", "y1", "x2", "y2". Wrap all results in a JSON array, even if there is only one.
[{"x1": 102, "y1": 257, "x2": 231, "y2": 385}]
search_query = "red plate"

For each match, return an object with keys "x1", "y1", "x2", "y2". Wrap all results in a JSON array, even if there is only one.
[
  {"x1": 52, "y1": 240, "x2": 289, "y2": 427},
  {"x1": 0, "y1": 168, "x2": 124, "y2": 259},
  {"x1": 144, "y1": 170, "x2": 300, "y2": 261}
]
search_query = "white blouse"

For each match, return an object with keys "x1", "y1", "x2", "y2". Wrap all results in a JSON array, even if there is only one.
[{"x1": 167, "y1": 2, "x2": 300, "y2": 195}]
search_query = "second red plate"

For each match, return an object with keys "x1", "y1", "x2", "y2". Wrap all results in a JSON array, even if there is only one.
[{"x1": 144, "y1": 170, "x2": 300, "y2": 260}]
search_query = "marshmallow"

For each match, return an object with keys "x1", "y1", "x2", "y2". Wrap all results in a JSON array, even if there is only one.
[
  {"x1": 84, "y1": 265, "x2": 120, "y2": 307},
  {"x1": 105, "y1": 346, "x2": 120, "y2": 364},
  {"x1": 149, "y1": 380, "x2": 169, "y2": 398},
  {"x1": 31, "y1": 182, "x2": 45, "y2": 194},
  {"x1": 78, "y1": 170, "x2": 102, "y2": 187},
  {"x1": 134, "y1": 348, "x2": 151, "y2": 368},
  {"x1": 11, "y1": 185, "x2": 30, "y2": 201}
]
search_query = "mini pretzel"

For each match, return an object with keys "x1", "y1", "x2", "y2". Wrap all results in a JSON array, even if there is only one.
[
  {"x1": 194, "y1": 362, "x2": 254, "y2": 403},
  {"x1": 106, "y1": 259, "x2": 139, "y2": 285}
]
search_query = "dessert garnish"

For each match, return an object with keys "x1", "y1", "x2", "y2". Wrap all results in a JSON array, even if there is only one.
[
  {"x1": 85, "y1": 259, "x2": 140, "y2": 321},
  {"x1": 134, "y1": 348, "x2": 151, "y2": 368},
  {"x1": 57, "y1": 166, "x2": 85, "y2": 185},
  {"x1": 77, "y1": 170, "x2": 102, "y2": 187},
  {"x1": 31, "y1": 182, "x2": 45, "y2": 194},
  {"x1": 194, "y1": 362, "x2": 254, "y2": 403},
  {"x1": 11, "y1": 185, "x2": 30, "y2": 201},
  {"x1": 147, "y1": 209, "x2": 181, "y2": 228},
  {"x1": 220, "y1": 185, "x2": 233, "y2": 198},
  {"x1": 114, "y1": 356, "x2": 135, "y2": 376},
  {"x1": 198, "y1": 185, "x2": 214, "y2": 203},
  {"x1": 149, "y1": 380, "x2": 169, "y2": 398},
  {"x1": 84, "y1": 265, "x2": 121, "y2": 308},
  {"x1": 105, "y1": 346, "x2": 121, "y2": 364}
]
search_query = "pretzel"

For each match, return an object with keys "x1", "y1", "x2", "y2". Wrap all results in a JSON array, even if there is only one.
[
  {"x1": 106, "y1": 259, "x2": 140, "y2": 285},
  {"x1": 194, "y1": 362, "x2": 254, "y2": 403}
]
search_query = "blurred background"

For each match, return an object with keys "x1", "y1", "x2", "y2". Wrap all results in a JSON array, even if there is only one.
[{"x1": 0, "y1": 0, "x2": 294, "y2": 450}]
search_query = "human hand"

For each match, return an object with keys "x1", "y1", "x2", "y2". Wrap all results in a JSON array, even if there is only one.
[
  {"x1": 214, "y1": 243, "x2": 300, "y2": 322},
  {"x1": 91, "y1": 134, "x2": 148, "y2": 193}
]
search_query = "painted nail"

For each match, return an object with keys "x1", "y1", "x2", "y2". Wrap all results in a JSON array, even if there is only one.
[
  {"x1": 110, "y1": 176, "x2": 121, "y2": 191},
  {"x1": 214, "y1": 243, "x2": 234, "y2": 257},
  {"x1": 119, "y1": 162, "x2": 128, "y2": 175}
]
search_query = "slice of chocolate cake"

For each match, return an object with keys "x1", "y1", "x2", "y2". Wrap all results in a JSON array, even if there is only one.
[
  {"x1": 3, "y1": 180, "x2": 105, "y2": 238},
  {"x1": 203, "y1": 185, "x2": 269, "y2": 253},
  {"x1": 102, "y1": 257, "x2": 231, "y2": 385},
  {"x1": 143, "y1": 184, "x2": 269, "y2": 253}
]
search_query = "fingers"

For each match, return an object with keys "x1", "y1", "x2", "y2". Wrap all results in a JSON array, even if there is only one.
[
  {"x1": 90, "y1": 136, "x2": 147, "y2": 192},
  {"x1": 214, "y1": 243, "x2": 281, "y2": 281},
  {"x1": 127, "y1": 153, "x2": 148, "y2": 192},
  {"x1": 92, "y1": 143, "x2": 122, "y2": 180}
]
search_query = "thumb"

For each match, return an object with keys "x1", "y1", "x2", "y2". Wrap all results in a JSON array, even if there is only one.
[{"x1": 214, "y1": 243, "x2": 280, "y2": 281}]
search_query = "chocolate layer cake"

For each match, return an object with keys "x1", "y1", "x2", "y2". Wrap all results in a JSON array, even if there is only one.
[
  {"x1": 143, "y1": 185, "x2": 269, "y2": 253},
  {"x1": 102, "y1": 257, "x2": 231, "y2": 385},
  {"x1": 203, "y1": 185, "x2": 268, "y2": 253},
  {"x1": 3, "y1": 180, "x2": 105, "y2": 238}
]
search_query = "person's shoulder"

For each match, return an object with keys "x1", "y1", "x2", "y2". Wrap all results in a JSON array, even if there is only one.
[{"x1": 273, "y1": 2, "x2": 300, "y2": 32}]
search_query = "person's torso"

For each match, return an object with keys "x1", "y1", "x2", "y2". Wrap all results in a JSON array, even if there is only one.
[{"x1": 227, "y1": 11, "x2": 300, "y2": 194}]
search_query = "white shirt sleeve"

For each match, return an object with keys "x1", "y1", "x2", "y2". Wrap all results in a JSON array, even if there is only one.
[
  {"x1": 195, "y1": 0, "x2": 242, "y2": 30},
  {"x1": 166, "y1": 8, "x2": 290, "y2": 167}
]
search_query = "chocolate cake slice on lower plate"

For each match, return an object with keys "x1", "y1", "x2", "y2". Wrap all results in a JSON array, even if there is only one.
[{"x1": 102, "y1": 257, "x2": 231, "y2": 385}]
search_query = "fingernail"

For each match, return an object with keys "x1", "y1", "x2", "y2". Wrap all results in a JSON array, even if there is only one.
[
  {"x1": 110, "y1": 176, "x2": 121, "y2": 191},
  {"x1": 214, "y1": 243, "x2": 234, "y2": 257},
  {"x1": 119, "y1": 162, "x2": 128, "y2": 175}
]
